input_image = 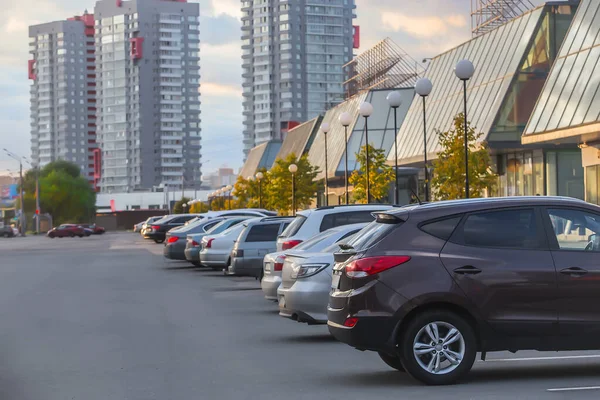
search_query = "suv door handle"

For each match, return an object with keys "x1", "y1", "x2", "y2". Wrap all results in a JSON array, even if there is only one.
[
  {"x1": 560, "y1": 267, "x2": 588, "y2": 277},
  {"x1": 453, "y1": 266, "x2": 482, "y2": 275}
]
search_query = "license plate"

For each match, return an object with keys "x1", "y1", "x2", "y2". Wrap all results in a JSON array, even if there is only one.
[{"x1": 331, "y1": 273, "x2": 341, "y2": 289}]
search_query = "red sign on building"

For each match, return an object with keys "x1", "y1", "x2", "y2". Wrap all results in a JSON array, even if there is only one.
[{"x1": 353, "y1": 26, "x2": 360, "y2": 49}]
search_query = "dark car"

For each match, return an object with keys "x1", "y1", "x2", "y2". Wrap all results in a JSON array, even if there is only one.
[
  {"x1": 164, "y1": 217, "x2": 229, "y2": 262},
  {"x1": 80, "y1": 224, "x2": 105, "y2": 235},
  {"x1": 47, "y1": 224, "x2": 86, "y2": 238},
  {"x1": 328, "y1": 196, "x2": 600, "y2": 385},
  {"x1": 0, "y1": 225, "x2": 15, "y2": 238},
  {"x1": 145, "y1": 214, "x2": 200, "y2": 243}
]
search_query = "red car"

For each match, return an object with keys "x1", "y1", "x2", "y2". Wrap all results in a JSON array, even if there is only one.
[
  {"x1": 47, "y1": 224, "x2": 86, "y2": 238},
  {"x1": 80, "y1": 223, "x2": 106, "y2": 235}
]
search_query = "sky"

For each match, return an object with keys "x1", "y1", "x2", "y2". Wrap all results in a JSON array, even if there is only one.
[{"x1": 0, "y1": 0, "x2": 543, "y2": 177}]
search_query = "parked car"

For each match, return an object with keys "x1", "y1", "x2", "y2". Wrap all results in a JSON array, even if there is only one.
[
  {"x1": 133, "y1": 221, "x2": 145, "y2": 232},
  {"x1": 140, "y1": 216, "x2": 165, "y2": 236},
  {"x1": 80, "y1": 226, "x2": 93, "y2": 237},
  {"x1": 327, "y1": 196, "x2": 600, "y2": 385},
  {"x1": 0, "y1": 225, "x2": 15, "y2": 238},
  {"x1": 185, "y1": 217, "x2": 252, "y2": 266},
  {"x1": 262, "y1": 223, "x2": 368, "y2": 301},
  {"x1": 144, "y1": 214, "x2": 200, "y2": 243},
  {"x1": 200, "y1": 220, "x2": 259, "y2": 270},
  {"x1": 276, "y1": 204, "x2": 396, "y2": 251},
  {"x1": 228, "y1": 217, "x2": 293, "y2": 279},
  {"x1": 47, "y1": 224, "x2": 86, "y2": 238},
  {"x1": 164, "y1": 217, "x2": 234, "y2": 261},
  {"x1": 79, "y1": 223, "x2": 105, "y2": 235}
]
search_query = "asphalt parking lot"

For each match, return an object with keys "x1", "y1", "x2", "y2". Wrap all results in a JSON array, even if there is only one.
[{"x1": 1, "y1": 232, "x2": 600, "y2": 399}]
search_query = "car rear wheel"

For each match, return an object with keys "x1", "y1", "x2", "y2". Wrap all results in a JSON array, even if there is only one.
[
  {"x1": 154, "y1": 239, "x2": 164, "y2": 244},
  {"x1": 378, "y1": 352, "x2": 405, "y2": 372},
  {"x1": 399, "y1": 310, "x2": 476, "y2": 385},
  {"x1": 69, "y1": 233, "x2": 75, "y2": 238},
  {"x1": 192, "y1": 261, "x2": 201, "y2": 267}
]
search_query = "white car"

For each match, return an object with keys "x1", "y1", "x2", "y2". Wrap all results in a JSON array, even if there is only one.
[
  {"x1": 199, "y1": 218, "x2": 261, "y2": 270},
  {"x1": 276, "y1": 204, "x2": 395, "y2": 251},
  {"x1": 261, "y1": 223, "x2": 368, "y2": 301}
]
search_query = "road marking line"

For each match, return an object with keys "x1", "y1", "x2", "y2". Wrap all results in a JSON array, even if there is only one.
[
  {"x1": 547, "y1": 386, "x2": 600, "y2": 392},
  {"x1": 481, "y1": 354, "x2": 600, "y2": 362}
]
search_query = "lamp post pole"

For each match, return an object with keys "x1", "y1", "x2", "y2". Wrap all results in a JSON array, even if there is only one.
[
  {"x1": 339, "y1": 112, "x2": 352, "y2": 205},
  {"x1": 289, "y1": 164, "x2": 298, "y2": 216},
  {"x1": 455, "y1": 60, "x2": 475, "y2": 199},
  {"x1": 226, "y1": 185, "x2": 233, "y2": 210},
  {"x1": 320, "y1": 123, "x2": 330, "y2": 206},
  {"x1": 416, "y1": 78, "x2": 433, "y2": 202},
  {"x1": 359, "y1": 103, "x2": 374, "y2": 204},
  {"x1": 255, "y1": 172, "x2": 264, "y2": 209},
  {"x1": 386, "y1": 92, "x2": 402, "y2": 204},
  {"x1": 4, "y1": 149, "x2": 25, "y2": 236}
]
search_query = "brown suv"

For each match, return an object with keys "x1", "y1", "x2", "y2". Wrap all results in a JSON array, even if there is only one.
[{"x1": 328, "y1": 196, "x2": 600, "y2": 385}]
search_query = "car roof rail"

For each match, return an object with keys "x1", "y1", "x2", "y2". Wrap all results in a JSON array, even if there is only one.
[
  {"x1": 315, "y1": 203, "x2": 399, "y2": 211},
  {"x1": 259, "y1": 216, "x2": 294, "y2": 222}
]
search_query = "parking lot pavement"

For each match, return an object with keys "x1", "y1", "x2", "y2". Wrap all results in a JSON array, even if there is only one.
[{"x1": 1, "y1": 232, "x2": 600, "y2": 399}]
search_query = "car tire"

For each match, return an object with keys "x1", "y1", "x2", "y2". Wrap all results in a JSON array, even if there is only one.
[
  {"x1": 378, "y1": 352, "x2": 405, "y2": 372},
  {"x1": 3, "y1": 233, "x2": 9, "y2": 238},
  {"x1": 192, "y1": 261, "x2": 201, "y2": 267},
  {"x1": 154, "y1": 239, "x2": 164, "y2": 244},
  {"x1": 399, "y1": 310, "x2": 477, "y2": 386}
]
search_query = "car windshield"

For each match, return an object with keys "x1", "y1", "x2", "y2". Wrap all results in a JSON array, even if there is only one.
[
  {"x1": 294, "y1": 229, "x2": 338, "y2": 251},
  {"x1": 207, "y1": 219, "x2": 243, "y2": 234},
  {"x1": 280, "y1": 215, "x2": 306, "y2": 238},
  {"x1": 219, "y1": 222, "x2": 247, "y2": 236}
]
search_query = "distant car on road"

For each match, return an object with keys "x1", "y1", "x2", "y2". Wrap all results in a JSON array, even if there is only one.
[
  {"x1": 140, "y1": 216, "x2": 165, "y2": 236},
  {"x1": 0, "y1": 225, "x2": 15, "y2": 238},
  {"x1": 133, "y1": 221, "x2": 145, "y2": 232},
  {"x1": 200, "y1": 221, "x2": 257, "y2": 271},
  {"x1": 144, "y1": 214, "x2": 200, "y2": 243},
  {"x1": 164, "y1": 217, "x2": 232, "y2": 262},
  {"x1": 47, "y1": 224, "x2": 86, "y2": 238},
  {"x1": 79, "y1": 224, "x2": 105, "y2": 235}
]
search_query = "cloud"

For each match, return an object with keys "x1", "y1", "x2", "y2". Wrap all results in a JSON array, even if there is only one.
[
  {"x1": 200, "y1": 13, "x2": 240, "y2": 46},
  {"x1": 202, "y1": 82, "x2": 242, "y2": 97},
  {"x1": 380, "y1": 12, "x2": 468, "y2": 38}
]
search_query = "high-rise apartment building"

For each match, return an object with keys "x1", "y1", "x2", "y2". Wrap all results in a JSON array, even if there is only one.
[
  {"x1": 241, "y1": 0, "x2": 357, "y2": 158},
  {"x1": 29, "y1": 12, "x2": 99, "y2": 188},
  {"x1": 94, "y1": 0, "x2": 201, "y2": 193}
]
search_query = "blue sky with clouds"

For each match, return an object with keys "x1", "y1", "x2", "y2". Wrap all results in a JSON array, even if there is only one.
[{"x1": 0, "y1": 0, "x2": 543, "y2": 176}]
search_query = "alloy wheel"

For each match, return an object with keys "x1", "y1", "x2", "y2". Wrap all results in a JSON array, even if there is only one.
[{"x1": 413, "y1": 321, "x2": 465, "y2": 375}]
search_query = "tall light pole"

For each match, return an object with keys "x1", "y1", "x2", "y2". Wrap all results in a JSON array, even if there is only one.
[
  {"x1": 22, "y1": 158, "x2": 40, "y2": 234},
  {"x1": 339, "y1": 112, "x2": 352, "y2": 205},
  {"x1": 416, "y1": 78, "x2": 433, "y2": 202},
  {"x1": 358, "y1": 102, "x2": 374, "y2": 204},
  {"x1": 255, "y1": 172, "x2": 264, "y2": 209},
  {"x1": 455, "y1": 59, "x2": 475, "y2": 199},
  {"x1": 4, "y1": 149, "x2": 25, "y2": 236},
  {"x1": 386, "y1": 91, "x2": 402, "y2": 204},
  {"x1": 289, "y1": 164, "x2": 298, "y2": 216},
  {"x1": 320, "y1": 122, "x2": 330, "y2": 206},
  {"x1": 226, "y1": 185, "x2": 233, "y2": 210}
]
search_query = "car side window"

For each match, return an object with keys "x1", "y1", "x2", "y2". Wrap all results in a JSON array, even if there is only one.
[
  {"x1": 460, "y1": 209, "x2": 540, "y2": 249},
  {"x1": 420, "y1": 216, "x2": 463, "y2": 240},
  {"x1": 246, "y1": 224, "x2": 281, "y2": 242},
  {"x1": 319, "y1": 211, "x2": 376, "y2": 232},
  {"x1": 546, "y1": 208, "x2": 600, "y2": 251}
]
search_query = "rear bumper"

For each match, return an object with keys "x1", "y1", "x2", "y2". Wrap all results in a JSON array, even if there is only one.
[
  {"x1": 144, "y1": 231, "x2": 165, "y2": 240},
  {"x1": 261, "y1": 274, "x2": 281, "y2": 300},
  {"x1": 184, "y1": 247, "x2": 200, "y2": 262},
  {"x1": 327, "y1": 316, "x2": 394, "y2": 351},
  {"x1": 229, "y1": 257, "x2": 262, "y2": 278},
  {"x1": 163, "y1": 242, "x2": 186, "y2": 260},
  {"x1": 278, "y1": 276, "x2": 330, "y2": 324},
  {"x1": 200, "y1": 251, "x2": 227, "y2": 267}
]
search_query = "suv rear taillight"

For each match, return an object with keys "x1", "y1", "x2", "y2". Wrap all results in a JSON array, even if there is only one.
[
  {"x1": 206, "y1": 238, "x2": 214, "y2": 248},
  {"x1": 345, "y1": 256, "x2": 411, "y2": 278},
  {"x1": 282, "y1": 239, "x2": 303, "y2": 250},
  {"x1": 151, "y1": 225, "x2": 160, "y2": 230},
  {"x1": 274, "y1": 255, "x2": 286, "y2": 271},
  {"x1": 167, "y1": 236, "x2": 179, "y2": 244}
]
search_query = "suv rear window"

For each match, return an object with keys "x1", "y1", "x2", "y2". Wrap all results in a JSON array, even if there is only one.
[
  {"x1": 345, "y1": 221, "x2": 397, "y2": 251},
  {"x1": 280, "y1": 215, "x2": 307, "y2": 238},
  {"x1": 246, "y1": 223, "x2": 281, "y2": 242},
  {"x1": 319, "y1": 211, "x2": 377, "y2": 232}
]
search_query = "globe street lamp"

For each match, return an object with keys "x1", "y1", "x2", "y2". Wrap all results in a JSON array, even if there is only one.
[
  {"x1": 358, "y1": 102, "x2": 374, "y2": 204},
  {"x1": 386, "y1": 91, "x2": 402, "y2": 204},
  {"x1": 182, "y1": 203, "x2": 188, "y2": 213},
  {"x1": 289, "y1": 164, "x2": 298, "y2": 216},
  {"x1": 455, "y1": 59, "x2": 475, "y2": 199},
  {"x1": 255, "y1": 172, "x2": 264, "y2": 209},
  {"x1": 339, "y1": 112, "x2": 353, "y2": 204},
  {"x1": 320, "y1": 122, "x2": 330, "y2": 206},
  {"x1": 415, "y1": 78, "x2": 433, "y2": 202}
]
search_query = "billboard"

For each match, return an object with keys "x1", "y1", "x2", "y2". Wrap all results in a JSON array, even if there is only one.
[{"x1": 0, "y1": 184, "x2": 18, "y2": 208}]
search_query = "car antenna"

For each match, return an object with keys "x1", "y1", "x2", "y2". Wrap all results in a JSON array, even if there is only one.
[{"x1": 410, "y1": 189, "x2": 423, "y2": 205}]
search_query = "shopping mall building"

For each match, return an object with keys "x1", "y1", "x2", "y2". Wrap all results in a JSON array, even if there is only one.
[{"x1": 241, "y1": 0, "x2": 600, "y2": 205}]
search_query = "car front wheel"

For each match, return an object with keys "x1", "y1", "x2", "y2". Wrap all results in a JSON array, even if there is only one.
[{"x1": 399, "y1": 310, "x2": 476, "y2": 385}]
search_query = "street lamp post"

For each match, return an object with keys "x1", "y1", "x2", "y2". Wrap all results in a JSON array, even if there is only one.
[
  {"x1": 255, "y1": 172, "x2": 264, "y2": 209},
  {"x1": 289, "y1": 164, "x2": 298, "y2": 216},
  {"x1": 22, "y1": 157, "x2": 40, "y2": 234},
  {"x1": 320, "y1": 122, "x2": 330, "y2": 206},
  {"x1": 226, "y1": 185, "x2": 233, "y2": 210},
  {"x1": 386, "y1": 91, "x2": 402, "y2": 204},
  {"x1": 3, "y1": 149, "x2": 25, "y2": 236},
  {"x1": 455, "y1": 59, "x2": 475, "y2": 199},
  {"x1": 416, "y1": 78, "x2": 433, "y2": 202},
  {"x1": 358, "y1": 102, "x2": 374, "y2": 204},
  {"x1": 182, "y1": 203, "x2": 188, "y2": 213},
  {"x1": 339, "y1": 112, "x2": 352, "y2": 205}
]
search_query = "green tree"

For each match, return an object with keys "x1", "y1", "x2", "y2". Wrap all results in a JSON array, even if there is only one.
[
  {"x1": 349, "y1": 144, "x2": 395, "y2": 204},
  {"x1": 173, "y1": 197, "x2": 192, "y2": 214},
  {"x1": 432, "y1": 113, "x2": 496, "y2": 200},
  {"x1": 265, "y1": 153, "x2": 319, "y2": 215}
]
